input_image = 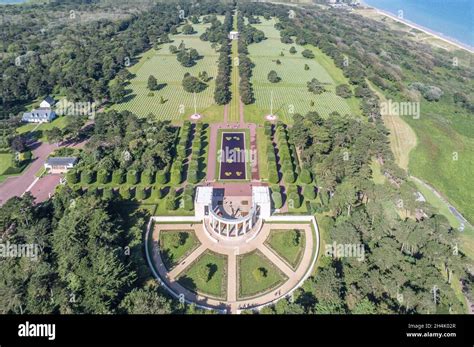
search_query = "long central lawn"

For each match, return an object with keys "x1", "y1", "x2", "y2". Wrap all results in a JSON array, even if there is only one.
[
  {"x1": 245, "y1": 17, "x2": 360, "y2": 124},
  {"x1": 112, "y1": 18, "x2": 224, "y2": 123},
  {"x1": 177, "y1": 250, "x2": 227, "y2": 299},
  {"x1": 238, "y1": 250, "x2": 287, "y2": 299},
  {"x1": 265, "y1": 229, "x2": 306, "y2": 270},
  {"x1": 159, "y1": 229, "x2": 200, "y2": 271}
]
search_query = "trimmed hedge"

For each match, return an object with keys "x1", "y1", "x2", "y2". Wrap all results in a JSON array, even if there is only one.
[
  {"x1": 141, "y1": 169, "x2": 155, "y2": 185},
  {"x1": 283, "y1": 170, "x2": 296, "y2": 184},
  {"x1": 182, "y1": 194, "x2": 193, "y2": 211},
  {"x1": 268, "y1": 163, "x2": 279, "y2": 184},
  {"x1": 97, "y1": 169, "x2": 109, "y2": 184},
  {"x1": 187, "y1": 169, "x2": 198, "y2": 184},
  {"x1": 272, "y1": 192, "x2": 283, "y2": 209},
  {"x1": 127, "y1": 170, "x2": 139, "y2": 185},
  {"x1": 303, "y1": 185, "x2": 316, "y2": 200},
  {"x1": 170, "y1": 169, "x2": 182, "y2": 185},
  {"x1": 81, "y1": 169, "x2": 94, "y2": 184},
  {"x1": 264, "y1": 123, "x2": 272, "y2": 136},
  {"x1": 183, "y1": 184, "x2": 194, "y2": 197},
  {"x1": 299, "y1": 168, "x2": 312, "y2": 184},
  {"x1": 112, "y1": 169, "x2": 125, "y2": 184},
  {"x1": 156, "y1": 170, "x2": 168, "y2": 184},
  {"x1": 282, "y1": 160, "x2": 293, "y2": 172},
  {"x1": 177, "y1": 144, "x2": 186, "y2": 158},
  {"x1": 136, "y1": 186, "x2": 149, "y2": 201},
  {"x1": 288, "y1": 191, "x2": 302, "y2": 209},
  {"x1": 67, "y1": 170, "x2": 79, "y2": 184},
  {"x1": 166, "y1": 189, "x2": 177, "y2": 210},
  {"x1": 102, "y1": 187, "x2": 114, "y2": 199},
  {"x1": 152, "y1": 186, "x2": 164, "y2": 199},
  {"x1": 119, "y1": 186, "x2": 131, "y2": 199},
  {"x1": 188, "y1": 159, "x2": 199, "y2": 172}
]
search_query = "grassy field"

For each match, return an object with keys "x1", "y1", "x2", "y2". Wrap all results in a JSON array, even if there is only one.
[
  {"x1": 0, "y1": 153, "x2": 13, "y2": 175},
  {"x1": 357, "y1": 9, "x2": 474, "y2": 226},
  {"x1": 177, "y1": 250, "x2": 227, "y2": 299},
  {"x1": 111, "y1": 18, "x2": 224, "y2": 124},
  {"x1": 238, "y1": 249, "x2": 287, "y2": 299},
  {"x1": 16, "y1": 116, "x2": 71, "y2": 141},
  {"x1": 245, "y1": 17, "x2": 360, "y2": 124},
  {"x1": 368, "y1": 81, "x2": 417, "y2": 171},
  {"x1": 404, "y1": 104, "x2": 474, "y2": 224},
  {"x1": 265, "y1": 229, "x2": 306, "y2": 270},
  {"x1": 159, "y1": 229, "x2": 200, "y2": 271}
]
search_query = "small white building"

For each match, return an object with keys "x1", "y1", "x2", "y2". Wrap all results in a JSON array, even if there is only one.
[
  {"x1": 44, "y1": 157, "x2": 78, "y2": 174},
  {"x1": 40, "y1": 96, "x2": 56, "y2": 109},
  {"x1": 22, "y1": 108, "x2": 56, "y2": 123},
  {"x1": 252, "y1": 186, "x2": 271, "y2": 219},
  {"x1": 195, "y1": 186, "x2": 213, "y2": 219},
  {"x1": 228, "y1": 31, "x2": 239, "y2": 40},
  {"x1": 194, "y1": 186, "x2": 272, "y2": 238}
]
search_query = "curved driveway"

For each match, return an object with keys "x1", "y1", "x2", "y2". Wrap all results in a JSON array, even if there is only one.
[{"x1": 0, "y1": 141, "x2": 56, "y2": 205}]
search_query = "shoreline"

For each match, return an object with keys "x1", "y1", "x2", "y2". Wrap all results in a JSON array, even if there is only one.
[{"x1": 358, "y1": 3, "x2": 474, "y2": 53}]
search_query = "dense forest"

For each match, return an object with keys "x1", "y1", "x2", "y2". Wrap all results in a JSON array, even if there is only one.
[
  {"x1": 0, "y1": 0, "x2": 233, "y2": 119},
  {"x1": 0, "y1": 0, "x2": 473, "y2": 315},
  {"x1": 0, "y1": 189, "x2": 212, "y2": 314}
]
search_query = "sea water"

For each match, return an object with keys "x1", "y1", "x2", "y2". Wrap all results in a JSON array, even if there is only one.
[{"x1": 363, "y1": 0, "x2": 474, "y2": 47}]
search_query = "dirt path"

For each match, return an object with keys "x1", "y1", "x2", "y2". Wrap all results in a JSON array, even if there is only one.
[{"x1": 367, "y1": 80, "x2": 417, "y2": 171}]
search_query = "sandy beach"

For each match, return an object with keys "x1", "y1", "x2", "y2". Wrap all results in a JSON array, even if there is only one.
[{"x1": 358, "y1": 3, "x2": 474, "y2": 53}]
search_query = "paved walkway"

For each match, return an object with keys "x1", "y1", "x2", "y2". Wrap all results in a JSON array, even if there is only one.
[
  {"x1": 28, "y1": 174, "x2": 62, "y2": 204},
  {"x1": 0, "y1": 128, "x2": 91, "y2": 206},
  {"x1": 0, "y1": 141, "x2": 56, "y2": 205},
  {"x1": 148, "y1": 221, "x2": 317, "y2": 313}
]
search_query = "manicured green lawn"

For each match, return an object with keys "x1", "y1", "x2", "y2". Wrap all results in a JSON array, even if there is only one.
[
  {"x1": 245, "y1": 17, "x2": 360, "y2": 124},
  {"x1": 238, "y1": 250, "x2": 287, "y2": 299},
  {"x1": 16, "y1": 116, "x2": 71, "y2": 141},
  {"x1": 159, "y1": 229, "x2": 200, "y2": 271},
  {"x1": 17, "y1": 116, "x2": 70, "y2": 134},
  {"x1": 265, "y1": 229, "x2": 305, "y2": 270},
  {"x1": 0, "y1": 153, "x2": 13, "y2": 175},
  {"x1": 110, "y1": 17, "x2": 225, "y2": 124},
  {"x1": 178, "y1": 250, "x2": 227, "y2": 299}
]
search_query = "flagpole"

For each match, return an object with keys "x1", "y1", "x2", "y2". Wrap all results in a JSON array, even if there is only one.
[{"x1": 270, "y1": 90, "x2": 273, "y2": 116}]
